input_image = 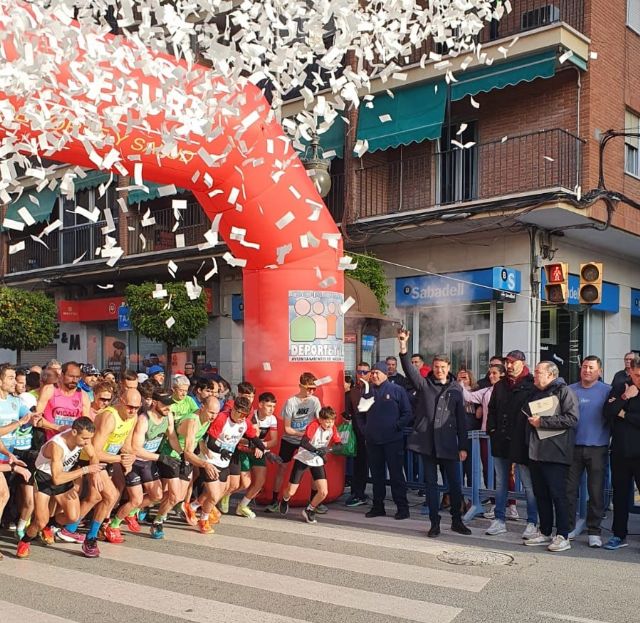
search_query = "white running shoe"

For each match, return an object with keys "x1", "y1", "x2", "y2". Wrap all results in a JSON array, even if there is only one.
[
  {"x1": 485, "y1": 519, "x2": 507, "y2": 535},
  {"x1": 483, "y1": 505, "x2": 495, "y2": 519},
  {"x1": 548, "y1": 535, "x2": 571, "y2": 552},
  {"x1": 505, "y1": 505, "x2": 520, "y2": 520},
  {"x1": 524, "y1": 534, "x2": 552, "y2": 546},
  {"x1": 236, "y1": 505, "x2": 256, "y2": 519},
  {"x1": 522, "y1": 523, "x2": 539, "y2": 540},
  {"x1": 588, "y1": 535, "x2": 602, "y2": 548}
]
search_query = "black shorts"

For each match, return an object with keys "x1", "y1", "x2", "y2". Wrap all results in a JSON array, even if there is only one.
[
  {"x1": 201, "y1": 461, "x2": 240, "y2": 483},
  {"x1": 279, "y1": 439, "x2": 301, "y2": 463},
  {"x1": 13, "y1": 449, "x2": 38, "y2": 474},
  {"x1": 289, "y1": 460, "x2": 326, "y2": 485},
  {"x1": 126, "y1": 460, "x2": 160, "y2": 486},
  {"x1": 158, "y1": 456, "x2": 193, "y2": 482},
  {"x1": 34, "y1": 470, "x2": 73, "y2": 497}
]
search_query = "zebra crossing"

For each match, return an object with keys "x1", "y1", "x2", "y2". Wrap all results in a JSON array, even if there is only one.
[{"x1": 0, "y1": 508, "x2": 497, "y2": 623}]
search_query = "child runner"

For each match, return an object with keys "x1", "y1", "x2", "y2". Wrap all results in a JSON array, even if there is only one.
[{"x1": 279, "y1": 406, "x2": 341, "y2": 524}]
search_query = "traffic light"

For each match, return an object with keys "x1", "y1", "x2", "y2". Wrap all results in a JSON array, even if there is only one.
[
  {"x1": 579, "y1": 262, "x2": 603, "y2": 304},
  {"x1": 544, "y1": 262, "x2": 569, "y2": 304}
]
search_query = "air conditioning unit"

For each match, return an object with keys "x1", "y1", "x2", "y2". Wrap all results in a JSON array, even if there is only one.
[{"x1": 521, "y1": 5, "x2": 560, "y2": 30}]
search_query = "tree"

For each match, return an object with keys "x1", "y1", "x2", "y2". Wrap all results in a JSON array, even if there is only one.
[
  {"x1": 0, "y1": 288, "x2": 57, "y2": 364},
  {"x1": 125, "y1": 282, "x2": 208, "y2": 388},
  {"x1": 351, "y1": 253, "x2": 390, "y2": 314}
]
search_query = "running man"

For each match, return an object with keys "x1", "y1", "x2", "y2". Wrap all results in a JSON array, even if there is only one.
[
  {"x1": 265, "y1": 372, "x2": 321, "y2": 513},
  {"x1": 110, "y1": 390, "x2": 174, "y2": 534},
  {"x1": 236, "y1": 392, "x2": 280, "y2": 518},
  {"x1": 152, "y1": 396, "x2": 221, "y2": 539},
  {"x1": 36, "y1": 361, "x2": 91, "y2": 440},
  {"x1": 16, "y1": 417, "x2": 103, "y2": 558},
  {"x1": 185, "y1": 395, "x2": 264, "y2": 532},
  {"x1": 279, "y1": 406, "x2": 341, "y2": 524}
]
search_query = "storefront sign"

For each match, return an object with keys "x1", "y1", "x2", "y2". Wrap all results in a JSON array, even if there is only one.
[
  {"x1": 396, "y1": 267, "x2": 522, "y2": 307},
  {"x1": 57, "y1": 297, "x2": 125, "y2": 322},
  {"x1": 288, "y1": 290, "x2": 344, "y2": 362},
  {"x1": 631, "y1": 289, "x2": 640, "y2": 317},
  {"x1": 540, "y1": 271, "x2": 619, "y2": 313}
]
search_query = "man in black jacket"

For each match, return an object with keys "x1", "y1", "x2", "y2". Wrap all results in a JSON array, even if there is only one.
[
  {"x1": 523, "y1": 361, "x2": 578, "y2": 553},
  {"x1": 603, "y1": 355, "x2": 640, "y2": 550},
  {"x1": 398, "y1": 330, "x2": 471, "y2": 537},
  {"x1": 486, "y1": 350, "x2": 539, "y2": 540}
]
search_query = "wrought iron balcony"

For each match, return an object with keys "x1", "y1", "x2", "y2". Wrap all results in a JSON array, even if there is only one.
[{"x1": 348, "y1": 128, "x2": 583, "y2": 221}]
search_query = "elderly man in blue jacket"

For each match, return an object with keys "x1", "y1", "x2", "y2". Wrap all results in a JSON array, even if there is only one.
[
  {"x1": 398, "y1": 329, "x2": 471, "y2": 538},
  {"x1": 363, "y1": 361, "x2": 413, "y2": 520}
]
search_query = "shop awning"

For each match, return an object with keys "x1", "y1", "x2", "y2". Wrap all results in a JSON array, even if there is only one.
[
  {"x1": 296, "y1": 116, "x2": 345, "y2": 160},
  {"x1": 4, "y1": 187, "x2": 58, "y2": 226},
  {"x1": 72, "y1": 170, "x2": 111, "y2": 192},
  {"x1": 127, "y1": 182, "x2": 187, "y2": 205},
  {"x1": 356, "y1": 79, "x2": 447, "y2": 152},
  {"x1": 450, "y1": 50, "x2": 558, "y2": 102}
]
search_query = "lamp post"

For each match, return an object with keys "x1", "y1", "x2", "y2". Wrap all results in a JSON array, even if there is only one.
[{"x1": 302, "y1": 132, "x2": 332, "y2": 198}]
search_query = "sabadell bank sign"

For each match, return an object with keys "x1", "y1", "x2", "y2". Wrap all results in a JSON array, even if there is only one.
[{"x1": 396, "y1": 267, "x2": 521, "y2": 307}]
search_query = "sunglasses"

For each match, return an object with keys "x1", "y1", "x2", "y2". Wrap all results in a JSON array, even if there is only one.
[
  {"x1": 97, "y1": 397, "x2": 112, "y2": 403},
  {"x1": 356, "y1": 369, "x2": 369, "y2": 375},
  {"x1": 303, "y1": 386, "x2": 317, "y2": 392}
]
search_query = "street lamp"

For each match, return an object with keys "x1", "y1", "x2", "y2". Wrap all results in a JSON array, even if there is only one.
[{"x1": 302, "y1": 132, "x2": 332, "y2": 198}]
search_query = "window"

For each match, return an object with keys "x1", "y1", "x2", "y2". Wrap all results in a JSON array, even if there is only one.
[
  {"x1": 625, "y1": 110, "x2": 640, "y2": 177},
  {"x1": 438, "y1": 121, "x2": 478, "y2": 204},
  {"x1": 628, "y1": 0, "x2": 640, "y2": 33}
]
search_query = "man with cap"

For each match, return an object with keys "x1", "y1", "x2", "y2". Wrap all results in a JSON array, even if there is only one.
[
  {"x1": 147, "y1": 365, "x2": 165, "y2": 388},
  {"x1": 363, "y1": 360, "x2": 412, "y2": 520},
  {"x1": 78, "y1": 364, "x2": 100, "y2": 402},
  {"x1": 486, "y1": 349, "x2": 539, "y2": 540},
  {"x1": 398, "y1": 330, "x2": 471, "y2": 537}
]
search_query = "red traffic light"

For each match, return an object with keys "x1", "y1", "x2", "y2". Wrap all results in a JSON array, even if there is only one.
[{"x1": 546, "y1": 263, "x2": 566, "y2": 284}]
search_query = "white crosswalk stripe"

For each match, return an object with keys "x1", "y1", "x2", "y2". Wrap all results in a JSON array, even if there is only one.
[{"x1": 0, "y1": 509, "x2": 494, "y2": 623}]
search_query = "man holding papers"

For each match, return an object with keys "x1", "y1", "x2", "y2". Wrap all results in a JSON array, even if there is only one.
[{"x1": 524, "y1": 361, "x2": 579, "y2": 553}]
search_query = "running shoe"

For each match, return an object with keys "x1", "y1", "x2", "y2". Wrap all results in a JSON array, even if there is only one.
[
  {"x1": 345, "y1": 496, "x2": 367, "y2": 508},
  {"x1": 104, "y1": 526, "x2": 124, "y2": 544},
  {"x1": 82, "y1": 538, "x2": 100, "y2": 558},
  {"x1": 604, "y1": 536, "x2": 628, "y2": 550},
  {"x1": 236, "y1": 505, "x2": 256, "y2": 519},
  {"x1": 302, "y1": 508, "x2": 317, "y2": 524},
  {"x1": 182, "y1": 502, "x2": 199, "y2": 527},
  {"x1": 16, "y1": 540, "x2": 30, "y2": 559},
  {"x1": 15, "y1": 527, "x2": 25, "y2": 540},
  {"x1": 56, "y1": 528, "x2": 85, "y2": 544},
  {"x1": 39, "y1": 527, "x2": 55, "y2": 545},
  {"x1": 198, "y1": 519, "x2": 215, "y2": 534},
  {"x1": 264, "y1": 501, "x2": 280, "y2": 513},
  {"x1": 218, "y1": 495, "x2": 230, "y2": 514},
  {"x1": 137, "y1": 510, "x2": 148, "y2": 523},
  {"x1": 315, "y1": 503, "x2": 328, "y2": 515},
  {"x1": 150, "y1": 523, "x2": 165, "y2": 540},
  {"x1": 124, "y1": 515, "x2": 141, "y2": 533},
  {"x1": 211, "y1": 505, "x2": 221, "y2": 519},
  {"x1": 279, "y1": 499, "x2": 289, "y2": 515}
]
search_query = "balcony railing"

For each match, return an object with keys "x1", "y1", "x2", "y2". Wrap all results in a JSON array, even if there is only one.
[
  {"x1": 7, "y1": 220, "x2": 118, "y2": 273},
  {"x1": 128, "y1": 201, "x2": 210, "y2": 255},
  {"x1": 399, "y1": 0, "x2": 585, "y2": 66},
  {"x1": 351, "y1": 128, "x2": 583, "y2": 221}
]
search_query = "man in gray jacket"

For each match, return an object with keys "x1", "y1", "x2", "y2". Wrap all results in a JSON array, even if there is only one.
[
  {"x1": 523, "y1": 361, "x2": 579, "y2": 553},
  {"x1": 398, "y1": 329, "x2": 470, "y2": 538}
]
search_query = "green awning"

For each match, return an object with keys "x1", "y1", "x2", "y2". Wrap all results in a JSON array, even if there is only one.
[
  {"x1": 72, "y1": 170, "x2": 111, "y2": 192},
  {"x1": 356, "y1": 79, "x2": 447, "y2": 152},
  {"x1": 4, "y1": 187, "x2": 58, "y2": 225},
  {"x1": 450, "y1": 50, "x2": 558, "y2": 101},
  {"x1": 128, "y1": 182, "x2": 187, "y2": 205},
  {"x1": 298, "y1": 116, "x2": 345, "y2": 159}
]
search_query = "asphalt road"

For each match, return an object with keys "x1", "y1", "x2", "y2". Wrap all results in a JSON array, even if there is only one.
[{"x1": 0, "y1": 491, "x2": 638, "y2": 623}]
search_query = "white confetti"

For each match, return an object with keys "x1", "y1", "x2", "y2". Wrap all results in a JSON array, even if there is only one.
[
  {"x1": 17, "y1": 207, "x2": 35, "y2": 226},
  {"x1": 470, "y1": 96, "x2": 480, "y2": 109},
  {"x1": 559, "y1": 50, "x2": 574, "y2": 64},
  {"x1": 275, "y1": 212, "x2": 295, "y2": 230},
  {"x1": 314, "y1": 376, "x2": 332, "y2": 386},
  {"x1": 590, "y1": 51, "x2": 598, "y2": 60},
  {"x1": 379, "y1": 114, "x2": 392, "y2": 123},
  {"x1": 340, "y1": 297, "x2": 356, "y2": 314},
  {"x1": 2, "y1": 218, "x2": 24, "y2": 231},
  {"x1": 223, "y1": 251, "x2": 247, "y2": 268},
  {"x1": 165, "y1": 316, "x2": 176, "y2": 328},
  {"x1": 9, "y1": 241, "x2": 25, "y2": 255},
  {"x1": 97, "y1": 284, "x2": 114, "y2": 290},
  {"x1": 544, "y1": 156, "x2": 555, "y2": 162},
  {"x1": 262, "y1": 362, "x2": 272, "y2": 372}
]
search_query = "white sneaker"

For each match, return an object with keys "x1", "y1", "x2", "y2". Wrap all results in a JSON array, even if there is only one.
[
  {"x1": 524, "y1": 534, "x2": 551, "y2": 546},
  {"x1": 483, "y1": 505, "x2": 495, "y2": 519},
  {"x1": 588, "y1": 535, "x2": 602, "y2": 548},
  {"x1": 505, "y1": 505, "x2": 519, "y2": 520},
  {"x1": 548, "y1": 535, "x2": 571, "y2": 552},
  {"x1": 486, "y1": 519, "x2": 507, "y2": 535},
  {"x1": 522, "y1": 523, "x2": 539, "y2": 540},
  {"x1": 567, "y1": 529, "x2": 577, "y2": 540}
]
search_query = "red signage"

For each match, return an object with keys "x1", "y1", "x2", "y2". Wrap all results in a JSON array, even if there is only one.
[{"x1": 57, "y1": 297, "x2": 125, "y2": 322}]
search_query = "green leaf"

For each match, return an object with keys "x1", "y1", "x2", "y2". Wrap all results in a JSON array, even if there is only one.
[
  {"x1": 0, "y1": 288, "x2": 57, "y2": 352},
  {"x1": 350, "y1": 252, "x2": 389, "y2": 314}
]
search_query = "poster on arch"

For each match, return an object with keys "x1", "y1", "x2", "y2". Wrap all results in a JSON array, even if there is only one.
[{"x1": 288, "y1": 290, "x2": 344, "y2": 362}]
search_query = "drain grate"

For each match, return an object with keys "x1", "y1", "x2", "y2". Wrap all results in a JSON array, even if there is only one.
[{"x1": 437, "y1": 550, "x2": 514, "y2": 566}]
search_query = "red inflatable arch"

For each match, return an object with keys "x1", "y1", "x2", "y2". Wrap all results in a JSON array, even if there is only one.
[{"x1": 0, "y1": 3, "x2": 345, "y2": 504}]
